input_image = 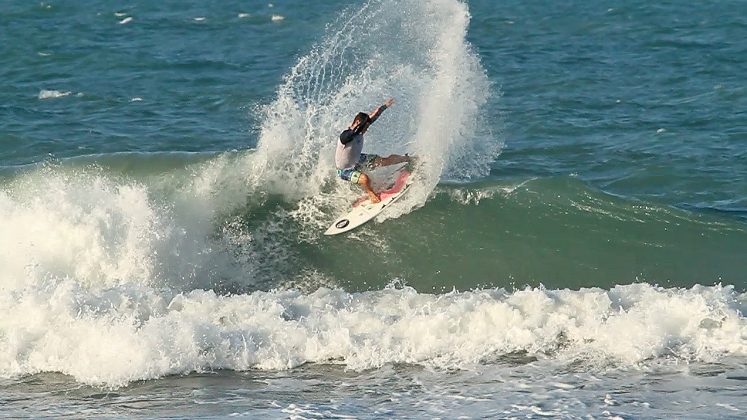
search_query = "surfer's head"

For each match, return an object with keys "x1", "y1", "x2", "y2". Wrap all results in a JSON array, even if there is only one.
[
  {"x1": 340, "y1": 112, "x2": 371, "y2": 144},
  {"x1": 352, "y1": 112, "x2": 371, "y2": 133}
]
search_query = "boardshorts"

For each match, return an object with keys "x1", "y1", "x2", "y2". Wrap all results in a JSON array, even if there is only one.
[{"x1": 336, "y1": 153, "x2": 379, "y2": 184}]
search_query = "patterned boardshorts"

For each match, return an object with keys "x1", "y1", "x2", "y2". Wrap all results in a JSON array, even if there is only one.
[{"x1": 336, "y1": 153, "x2": 379, "y2": 184}]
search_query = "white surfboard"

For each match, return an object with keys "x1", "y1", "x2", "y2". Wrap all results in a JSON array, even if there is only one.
[{"x1": 324, "y1": 169, "x2": 413, "y2": 235}]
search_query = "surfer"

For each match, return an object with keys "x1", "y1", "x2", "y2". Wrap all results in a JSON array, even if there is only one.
[{"x1": 335, "y1": 98, "x2": 413, "y2": 203}]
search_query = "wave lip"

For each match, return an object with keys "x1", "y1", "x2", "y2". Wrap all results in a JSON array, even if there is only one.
[{"x1": 1, "y1": 282, "x2": 744, "y2": 387}]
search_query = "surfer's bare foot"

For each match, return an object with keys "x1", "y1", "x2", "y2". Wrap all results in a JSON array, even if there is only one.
[
  {"x1": 404, "y1": 155, "x2": 417, "y2": 171},
  {"x1": 368, "y1": 192, "x2": 381, "y2": 203}
]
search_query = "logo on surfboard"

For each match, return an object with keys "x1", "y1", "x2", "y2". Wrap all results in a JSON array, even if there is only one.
[{"x1": 324, "y1": 167, "x2": 414, "y2": 236}]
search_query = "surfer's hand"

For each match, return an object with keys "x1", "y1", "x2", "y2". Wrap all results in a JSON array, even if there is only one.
[{"x1": 371, "y1": 99, "x2": 394, "y2": 122}]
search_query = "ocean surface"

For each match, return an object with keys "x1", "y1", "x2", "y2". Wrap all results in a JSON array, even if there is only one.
[{"x1": 2, "y1": 0, "x2": 747, "y2": 417}]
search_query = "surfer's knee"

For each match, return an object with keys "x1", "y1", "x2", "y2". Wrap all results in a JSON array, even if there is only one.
[{"x1": 357, "y1": 173, "x2": 371, "y2": 186}]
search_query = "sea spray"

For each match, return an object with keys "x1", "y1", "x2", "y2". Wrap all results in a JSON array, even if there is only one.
[
  {"x1": 167, "y1": 0, "x2": 502, "y2": 277},
  {"x1": 250, "y1": 0, "x2": 500, "y2": 223}
]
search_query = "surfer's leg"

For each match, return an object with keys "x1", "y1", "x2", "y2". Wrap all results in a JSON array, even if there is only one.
[
  {"x1": 357, "y1": 173, "x2": 380, "y2": 203},
  {"x1": 343, "y1": 167, "x2": 380, "y2": 203},
  {"x1": 371, "y1": 154, "x2": 411, "y2": 168}
]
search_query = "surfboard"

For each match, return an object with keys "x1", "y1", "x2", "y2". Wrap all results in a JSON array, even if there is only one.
[{"x1": 324, "y1": 168, "x2": 413, "y2": 236}]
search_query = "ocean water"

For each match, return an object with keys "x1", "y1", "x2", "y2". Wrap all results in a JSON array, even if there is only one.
[{"x1": 2, "y1": 0, "x2": 747, "y2": 417}]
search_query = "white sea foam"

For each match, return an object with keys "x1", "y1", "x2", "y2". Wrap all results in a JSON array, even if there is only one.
[
  {"x1": 0, "y1": 164, "x2": 257, "y2": 293},
  {"x1": 271, "y1": 15, "x2": 285, "y2": 22},
  {"x1": 38, "y1": 90, "x2": 71, "y2": 100},
  {"x1": 446, "y1": 179, "x2": 533, "y2": 205},
  {"x1": 0, "y1": 282, "x2": 743, "y2": 387},
  {"x1": 119, "y1": 17, "x2": 133, "y2": 25},
  {"x1": 238, "y1": 13, "x2": 251, "y2": 19}
]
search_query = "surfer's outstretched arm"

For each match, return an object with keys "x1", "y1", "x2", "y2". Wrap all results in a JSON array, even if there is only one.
[
  {"x1": 367, "y1": 97, "x2": 395, "y2": 125},
  {"x1": 356, "y1": 98, "x2": 393, "y2": 135}
]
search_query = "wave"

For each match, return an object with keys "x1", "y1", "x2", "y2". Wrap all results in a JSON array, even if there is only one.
[
  {"x1": 2, "y1": 0, "x2": 746, "y2": 388},
  {"x1": 2, "y1": 153, "x2": 746, "y2": 387},
  {"x1": 1, "y1": 281, "x2": 745, "y2": 387},
  {"x1": 2, "y1": 152, "x2": 746, "y2": 292},
  {"x1": 1, "y1": 0, "x2": 500, "y2": 293}
]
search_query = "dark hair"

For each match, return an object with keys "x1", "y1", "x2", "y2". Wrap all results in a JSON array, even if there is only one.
[
  {"x1": 354, "y1": 112, "x2": 370, "y2": 123},
  {"x1": 353, "y1": 112, "x2": 371, "y2": 133}
]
